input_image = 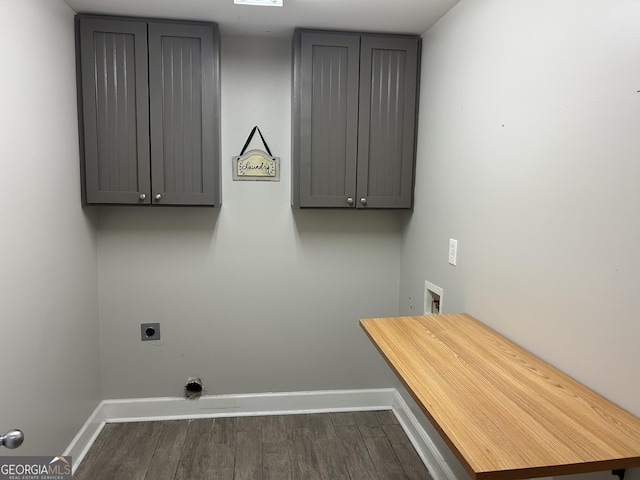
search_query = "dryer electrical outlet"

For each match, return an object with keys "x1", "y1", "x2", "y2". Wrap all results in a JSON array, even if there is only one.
[{"x1": 141, "y1": 323, "x2": 161, "y2": 341}]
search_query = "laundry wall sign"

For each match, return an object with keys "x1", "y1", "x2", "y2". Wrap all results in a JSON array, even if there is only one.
[{"x1": 232, "y1": 126, "x2": 280, "y2": 181}]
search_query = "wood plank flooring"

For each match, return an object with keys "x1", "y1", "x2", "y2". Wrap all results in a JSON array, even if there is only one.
[{"x1": 74, "y1": 410, "x2": 432, "y2": 480}]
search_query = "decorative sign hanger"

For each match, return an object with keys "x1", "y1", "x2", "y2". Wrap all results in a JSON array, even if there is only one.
[{"x1": 232, "y1": 126, "x2": 280, "y2": 181}]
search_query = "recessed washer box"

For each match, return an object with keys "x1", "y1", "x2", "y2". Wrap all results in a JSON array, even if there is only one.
[
  {"x1": 141, "y1": 323, "x2": 161, "y2": 341},
  {"x1": 424, "y1": 281, "x2": 443, "y2": 315}
]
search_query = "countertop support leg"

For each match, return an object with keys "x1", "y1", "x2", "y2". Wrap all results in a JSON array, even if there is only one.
[{"x1": 612, "y1": 469, "x2": 626, "y2": 480}]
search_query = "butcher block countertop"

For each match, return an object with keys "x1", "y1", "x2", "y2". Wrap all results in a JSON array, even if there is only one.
[{"x1": 360, "y1": 314, "x2": 640, "y2": 480}]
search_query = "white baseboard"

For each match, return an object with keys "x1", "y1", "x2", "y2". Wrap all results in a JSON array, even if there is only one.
[
  {"x1": 100, "y1": 388, "x2": 398, "y2": 423},
  {"x1": 65, "y1": 388, "x2": 455, "y2": 480},
  {"x1": 390, "y1": 390, "x2": 458, "y2": 480},
  {"x1": 63, "y1": 402, "x2": 107, "y2": 472}
]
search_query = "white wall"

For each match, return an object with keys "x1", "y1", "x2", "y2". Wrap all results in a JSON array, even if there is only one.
[
  {"x1": 400, "y1": 1, "x2": 640, "y2": 479},
  {"x1": 96, "y1": 35, "x2": 399, "y2": 399},
  {"x1": 0, "y1": 0, "x2": 101, "y2": 456}
]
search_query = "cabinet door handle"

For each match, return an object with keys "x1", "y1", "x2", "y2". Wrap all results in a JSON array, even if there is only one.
[
  {"x1": 360, "y1": 197, "x2": 367, "y2": 205},
  {"x1": 154, "y1": 194, "x2": 162, "y2": 202},
  {"x1": 347, "y1": 197, "x2": 354, "y2": 205},
  {"x1": 139, "y1": 193, "x2": 147, "y2": 201}
]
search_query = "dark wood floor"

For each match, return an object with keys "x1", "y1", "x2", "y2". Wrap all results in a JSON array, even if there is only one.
[{"x1": 74, "y1": 410, "x2": 432, "y2": 480}]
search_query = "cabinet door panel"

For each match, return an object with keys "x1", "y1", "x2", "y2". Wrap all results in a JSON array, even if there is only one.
[
  {"x1": 79, "y1": 18, "x2": 150, "y2": 204},
  {"x1": 297, "y1": 32, "x2": 360, "y2": 208},
  {"x1": 357, "y1": 36, "x2": 419, "y2": 208},
  {"x1": 148, "y1": 22, "x2": 220, "y2": 206}
]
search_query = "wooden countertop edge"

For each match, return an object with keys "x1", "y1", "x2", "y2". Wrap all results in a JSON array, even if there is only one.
[{"x1": 474, "y1": 457, "x2": 640, "y2": 480}]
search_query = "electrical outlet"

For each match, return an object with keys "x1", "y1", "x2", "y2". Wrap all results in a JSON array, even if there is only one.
[
  {"x1": 448, "y1": 238, "x2": 458, "y2": 266},
  {"x1": 141, "y1": 323, "x2": 161, "y2": 341}
]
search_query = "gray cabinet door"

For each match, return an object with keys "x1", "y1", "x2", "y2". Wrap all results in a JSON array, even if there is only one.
[
  {"x1": 357, "y1": 35, "x2": 419, "y2": 209},
  {"x1": 79, "y1": 17, "x2": 151, "y2": 204},
  {"x1": 78, "y1": 16, "x2": 220, "y2": 206},
  {"x1": 292, "y1": 30, "x2": 420, "y2": 209},
  {"x1": 148, "y1": 22, "x2": 220, "y2": 206},
  {"x1": 294, "y1": 31, "x2": 361, "y2": 208}
]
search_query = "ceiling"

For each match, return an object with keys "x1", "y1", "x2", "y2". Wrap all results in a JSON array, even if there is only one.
[{"x1": 63, "y1": 0, "x2": 460, "y2": 37}]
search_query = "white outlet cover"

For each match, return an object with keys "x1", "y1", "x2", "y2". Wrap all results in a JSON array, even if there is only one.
[{"x1": 448, "y1": 238, "x2": 458, "y2": 266}]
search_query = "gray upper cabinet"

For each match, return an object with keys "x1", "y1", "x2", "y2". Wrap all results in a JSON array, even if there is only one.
[
  {"x1": 77, "y1": 15, "x2": 221, "y2": 206},
  {"x1": 292, "y1": 29, "x2": 420, "y2": 209}
]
